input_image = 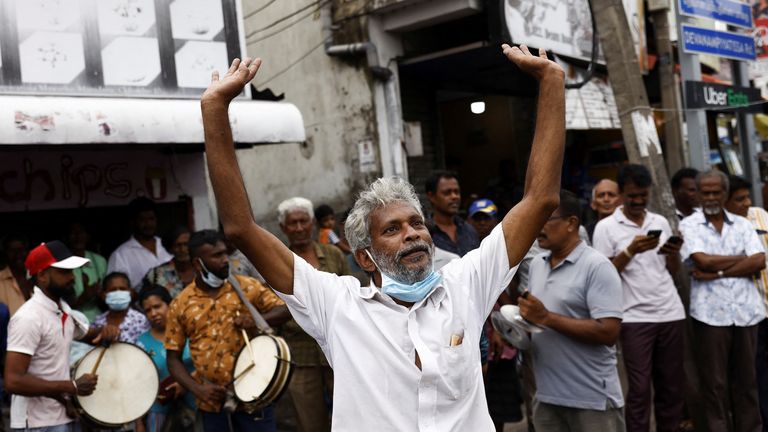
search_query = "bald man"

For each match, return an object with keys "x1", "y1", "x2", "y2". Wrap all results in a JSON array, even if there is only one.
[{"x1": 587, "y1": 179, "x2": 620, "y2": 241}]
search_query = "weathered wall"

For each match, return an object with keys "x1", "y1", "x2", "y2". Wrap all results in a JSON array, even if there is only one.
[{"x1": 230, "y1": 0, "x2": 378, "y2": 233}]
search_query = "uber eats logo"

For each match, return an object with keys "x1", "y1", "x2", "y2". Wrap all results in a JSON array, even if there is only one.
[{"x1": 702, "y1": 86, "x2": 749, "y2": 107}]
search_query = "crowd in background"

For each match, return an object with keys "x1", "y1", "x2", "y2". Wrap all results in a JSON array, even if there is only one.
[{"x1": 0, "y1": 164, "x2": 767, "y2": 432}]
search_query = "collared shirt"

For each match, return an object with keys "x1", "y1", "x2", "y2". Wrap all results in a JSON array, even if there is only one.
[
  {"x1": 592, "y1": 207, "x2": 685, "y2": 323},
  {"x1": 276, "y1": 224, "x2": 516, "y2": 431},
  {"x1": 278, "y1": 242, "x2": 350, "y2": 367},
  {"x1": 144, "y1": 260, "x2": 186, "y2": 299},
  {"x1": 108, "y1": 236, "x2": 173, "y2": 289},
  {"x1": 0, "y1": 266, "x2": 27, "y2": 315},
  {"x1": 428, "y1": 215, "x2": 480, "y2": 257},
  {"x1": 529, "y1": 242, "x2": 624, "y2": 411},
  {"x1": 164, "y1": 275, "x2": 285, "y2": 412},
  {"x1": 680, "y1": 210, "x2": 766, "y2": 326},
  {"x1": 746, "y1": 207, "x2": 768, "y2": 315},
  {"x1": 8, "y1": 287, "x2": 89, "y2": 429},
  {"x1": 93, "y1": 308, "x2": 150, "y2": 344}
]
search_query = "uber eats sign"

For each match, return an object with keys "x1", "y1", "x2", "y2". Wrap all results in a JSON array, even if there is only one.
[{"x1": 684, "y1": 81, "x2": 762, "y2": 113}]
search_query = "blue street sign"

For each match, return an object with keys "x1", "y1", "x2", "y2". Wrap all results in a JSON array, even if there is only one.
[
  {"x1": 679, "y1": 0, "x2": 753, "y2": 29},
  {"x1": 681, "y1": 25, "x2": 756, "y2": 61}
]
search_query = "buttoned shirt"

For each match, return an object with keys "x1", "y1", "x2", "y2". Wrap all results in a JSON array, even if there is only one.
[
  {"x1": 593, "y1": 207, "x2": 685, "y2": 323},
  {"x1": 746, "y1": 206, "x2": 768, "y2": 315},
  {"x1": 108, "y1": 236, "x2": 173, "y2": 289},
  {"x1": 279, "y1": 242, "x2": 350, "y2": 367},
  {"x1": 276, "y1": 224, "x2": 516, "y2": 431},
  {"x1": 93, "y1": 308, "x2": 150, "y2": 344},
  {"x1": 428, "y1": 216, "x2": 480, "y2": 257},
  {"x1": 0, "y1": 266, "x2": 27, "y2": 315},
  {"x1": 680, "y1": 210, "x2": 766, "y2": 326},
  {"x1": 529, "y1": 242, "x2": 624, "y2": 410},
  {"x1": 8, "y1": 287, "x2": 89, "y2": 429},
  {"x1": 164, "y1": 275, "x2": 285, "y2": 412}
]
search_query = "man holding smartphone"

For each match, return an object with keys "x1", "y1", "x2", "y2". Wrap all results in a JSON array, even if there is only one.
[{"x1": 593, "y1": 164, "x2": 686, "y2": 432}]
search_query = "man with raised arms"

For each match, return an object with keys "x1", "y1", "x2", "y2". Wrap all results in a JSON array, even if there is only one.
[{"x1": 199, "y1": 45, "x2": 565, "y2": 431}]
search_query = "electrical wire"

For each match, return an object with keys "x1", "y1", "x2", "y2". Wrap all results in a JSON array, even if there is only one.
[
  {"x1": 247, "y1": 0, "x2": 332, "y2": 44},
  {"x1": 256, "y1": 36, "x2": 332, "y2": 87},
  {"x1": 245, "y1": 0, "x2": 323, "y2": 38},
  {"x1": 243, "y1": 0, "x2": 278, "y2": 20}
]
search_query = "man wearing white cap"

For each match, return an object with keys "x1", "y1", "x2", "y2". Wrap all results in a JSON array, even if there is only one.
[{"x1": 4, "y1": 240, "x2": 119, "y2": 432}]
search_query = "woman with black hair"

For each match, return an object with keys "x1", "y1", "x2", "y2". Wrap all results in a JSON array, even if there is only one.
[
  {"x1": 143, "y1": 227, "x2": 194, "y2": 299},
  {"x1": 136, "y1": 285, "x2": 197, "y2": 432}
]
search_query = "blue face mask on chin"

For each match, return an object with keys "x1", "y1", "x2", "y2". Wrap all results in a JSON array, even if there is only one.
[{"x1": 366, "y1": 250, "x2": 442, "y2": 303}]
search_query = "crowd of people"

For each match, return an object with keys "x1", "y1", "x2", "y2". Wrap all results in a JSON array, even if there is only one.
[{"x1": 1, "y1": 46, "x2": 767, "y2": 432}]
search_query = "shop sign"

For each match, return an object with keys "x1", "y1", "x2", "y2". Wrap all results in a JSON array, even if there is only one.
[
  {"x1": 681, "y1": 24, "x2": 756, "y2": 60},
  {"x1": 683, "y1": 81, "x2": 763, "y2": 112},
  {"x1": 0, "y1": 150, "x2": 206, "y2": 212},
  {"x1": 679, "y1": 0, "x2": 753, "y2": 29}
]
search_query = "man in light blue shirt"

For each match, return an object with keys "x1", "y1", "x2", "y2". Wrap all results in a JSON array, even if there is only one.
[
  {"x1": 520, "y1": 191, "x2": 624, "y2": 432},
  {"x1": 679, "y1": 170, "x2": 765, "y2": 432}
]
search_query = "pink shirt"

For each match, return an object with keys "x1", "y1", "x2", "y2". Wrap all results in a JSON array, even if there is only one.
[{"x1": 7, "y1": 287, "x2": 88, "y2": 429}]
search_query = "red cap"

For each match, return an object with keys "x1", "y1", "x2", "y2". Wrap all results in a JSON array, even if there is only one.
[{"x1": 25, "y1": 241, "x2": 90, "y2": 277}]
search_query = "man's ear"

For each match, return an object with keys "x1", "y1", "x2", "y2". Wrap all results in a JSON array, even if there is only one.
[
  {"x1": 354, "y1": 249, "x2": 377, "y2": 273},
  {"x1": 192, "y1": 258, "x2": 202, "y2": 273}
]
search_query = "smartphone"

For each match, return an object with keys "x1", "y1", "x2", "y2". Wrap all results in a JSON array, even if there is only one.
[
  {"x1": 647, "y1": 230, "x2": 662, "y2": 238},
  {"x1": 666, "y1": 235, "x2": 683, "y2": 245}
]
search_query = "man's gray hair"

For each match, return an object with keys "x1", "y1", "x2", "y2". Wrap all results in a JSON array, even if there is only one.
[
  {"x1": 277, "y1": 197, "x2": 314, "y2": 225},
  {"x1": 695, "y1": 169, "x2": 729, "y2": 192},
  {"x1": 345, "y1": 177, "x2": 424, "y2": 252}
]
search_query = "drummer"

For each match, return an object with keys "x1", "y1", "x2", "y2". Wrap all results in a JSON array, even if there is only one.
[
  {"x1": 165, "y1": 230, "x2": 290, "y2": 432},
  {"x1": 5, "y1": 241, "x2": 119, "y2": 431}
]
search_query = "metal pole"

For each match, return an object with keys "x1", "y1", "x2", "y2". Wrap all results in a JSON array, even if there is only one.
[{"x1": 733, "y1": 61, "x2": 764, "y2": 207}]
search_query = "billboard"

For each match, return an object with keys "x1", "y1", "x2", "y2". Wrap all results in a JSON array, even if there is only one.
[
  {"x1": 0, "y1": 0, "x2": 246, "y2": 98},
  {"x1": 501, "y1": 0, "x2": 648, "y2": 72}
]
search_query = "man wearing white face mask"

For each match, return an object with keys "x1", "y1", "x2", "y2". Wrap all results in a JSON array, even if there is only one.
[
  {"x1": 202, "y1": 44, "x2": 565, "y2": 430},
  {"x1": 165, "y1": 230, "x2": 290, "y2": 432},
  {"x1": 93, "y1": 272, "x2": 149, "y2": 344}
]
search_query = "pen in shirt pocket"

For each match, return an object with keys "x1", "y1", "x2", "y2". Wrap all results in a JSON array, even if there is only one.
[{"x1": 449, "y1": 329, "x2": 464, "y2": 347}]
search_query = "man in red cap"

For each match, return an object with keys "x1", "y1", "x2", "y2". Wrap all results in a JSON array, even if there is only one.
[{"x1": 4, "y1": 240, "x2": 119, "y2": 431}]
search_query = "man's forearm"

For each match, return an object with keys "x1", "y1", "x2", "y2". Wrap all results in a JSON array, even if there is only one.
[
  {"x1": 543, "y1": 314, "x2": 619, "y2": 346},
  {"x1": 262, "y1": 305, "x2": 291, "y2": 327},
  {"x1": 610, "y1": 254, "x2": 631, "y2": 273},
  {"x1": 201, "y1": 99, "x2": 255, "y2": 235},
  {"x1": 5, "y1": 375, "x2": 74, "y2": 398},
  {"x1": 723, "y1": 253, "x2": 766, "y2": 277},
  {"x1": 167, "y1": 352, "x2": 201, "y2": 397},
  {"x1": 692, "y1": 254, "x2": 743, "y2": 271},
  {"x1": 523, "y1": 73, "x2": 565, "y2": 201}
]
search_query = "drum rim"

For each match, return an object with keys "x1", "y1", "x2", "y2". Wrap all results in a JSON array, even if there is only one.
[
  {"x1": 72, "y1": 341, "x2": 160, "y2": 427},
  {"x1": 234, "y1": 334, "x2": 292, "y2": 407}
]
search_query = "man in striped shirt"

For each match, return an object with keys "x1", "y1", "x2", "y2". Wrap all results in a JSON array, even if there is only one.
[{"x1": 725, "y1": 174, "x2": 768, "y2": 428}]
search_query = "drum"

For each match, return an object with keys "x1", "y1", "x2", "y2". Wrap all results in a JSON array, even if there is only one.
[
  {"x1": 232, "y1": 334, "x2": 292, "y2": 412},
  {"x1": 72, "y1": 342, "x2": 159, "y2": 427}
]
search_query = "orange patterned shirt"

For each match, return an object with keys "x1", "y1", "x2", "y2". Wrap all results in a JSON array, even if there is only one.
[{"x1": 164, "y1": 274, "x2": 285, "y2": 412}]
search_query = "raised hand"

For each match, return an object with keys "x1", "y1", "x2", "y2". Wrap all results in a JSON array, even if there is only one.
[
  {"x1": 501, "y1": 44, "x2": 564, "y2": 82},
  {"x1": 202, "y1": 58, "x2": 262, "y2": 106}
]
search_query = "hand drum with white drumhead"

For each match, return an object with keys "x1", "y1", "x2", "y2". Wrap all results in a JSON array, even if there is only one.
[{"x1": 72, "y1": 342, "x2": 159, "y2": 427}]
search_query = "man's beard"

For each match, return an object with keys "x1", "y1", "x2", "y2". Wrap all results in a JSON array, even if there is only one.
[
  {"x1": 49, "y1": 279, "x2": 75, "y2": 300},
  {"x1": 703, "y1": 204, "x2": 722, "y2": 216},
  {"x1": 370, "y1": 241, "x2": 433, "y2": 284}
]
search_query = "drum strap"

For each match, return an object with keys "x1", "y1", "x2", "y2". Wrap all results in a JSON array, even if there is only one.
[{"x1": 228, "y1": 276, "x2": 274, "y2": 335}]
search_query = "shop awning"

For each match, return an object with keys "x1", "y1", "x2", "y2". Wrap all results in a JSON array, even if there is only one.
[{"x1": 0, "y1": 96, "x2": 306, "y2": 145}]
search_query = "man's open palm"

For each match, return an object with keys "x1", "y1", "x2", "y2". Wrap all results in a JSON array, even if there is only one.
[
  {"x1": 502, "y1": 44, "x2": 563, "y2": 81},
  {"x1": 202, "y1": 58, "x2": 262, "y2": 104}
]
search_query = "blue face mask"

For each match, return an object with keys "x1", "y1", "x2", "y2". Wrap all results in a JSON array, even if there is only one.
[
  {"x1": 366, "y1": 250, "x2": 442, "y2": 303},
  {"x1": 198, "y1": 259, "x2": 229, "y2": 288},
  {"x1": 105, "y1": 290, "x2": 132, "y2": 311}
]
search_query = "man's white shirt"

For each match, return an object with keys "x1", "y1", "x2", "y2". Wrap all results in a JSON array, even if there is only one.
[{"x1": 276, "y1": 224, "x2": 517, "y2": 431}]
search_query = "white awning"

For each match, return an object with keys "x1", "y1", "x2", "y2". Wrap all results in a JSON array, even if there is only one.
[{"x1": 0, "y1": 96, "x2": 306, "y2": 145}]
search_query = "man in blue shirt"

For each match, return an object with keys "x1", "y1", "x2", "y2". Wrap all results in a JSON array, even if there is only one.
[{"x1": 520, "y1": 190, "x2": 624, "y2": 431}]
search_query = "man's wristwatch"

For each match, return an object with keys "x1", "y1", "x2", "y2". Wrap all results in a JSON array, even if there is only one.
[{"x1": 717, "y1": 270, "x2": 724, "y2": 278}]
